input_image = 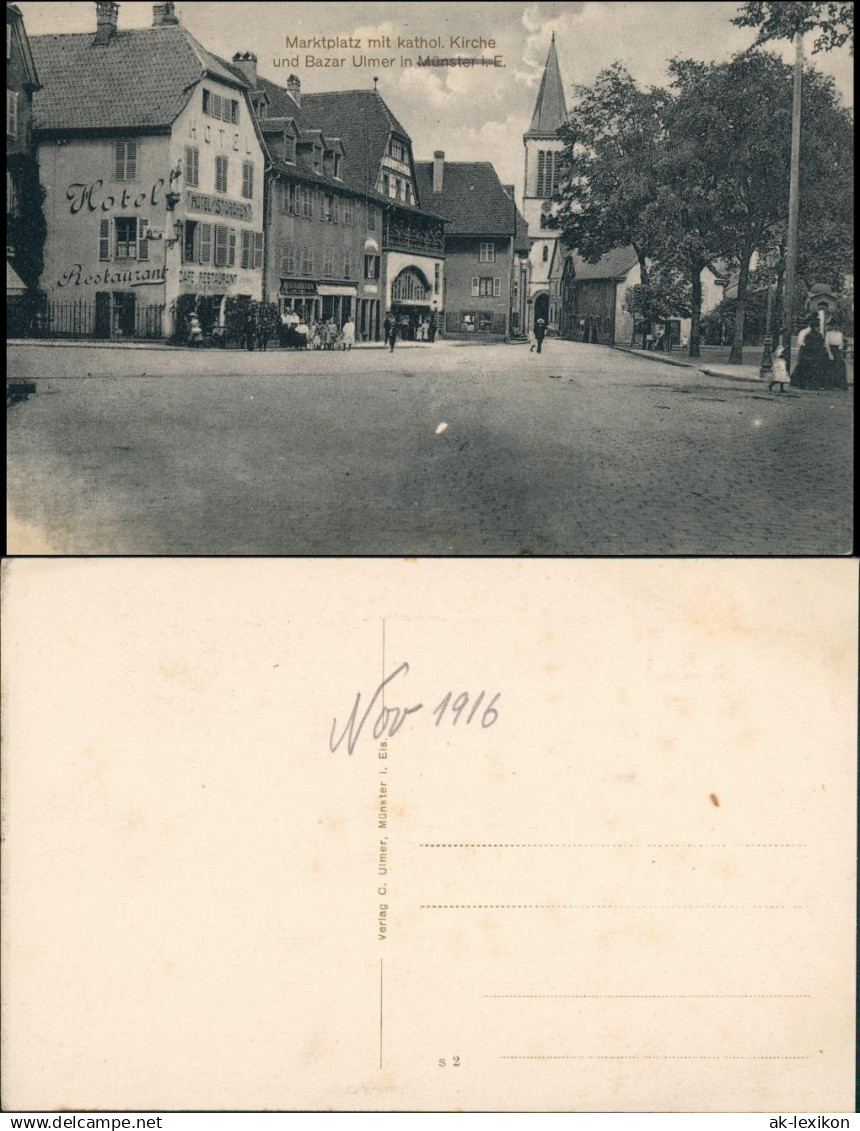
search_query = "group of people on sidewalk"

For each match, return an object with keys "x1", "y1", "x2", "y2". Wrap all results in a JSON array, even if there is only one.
[
  {"x1": 278, "y1": 309, "x2": 355, "y2": 351},
  {"x1": 769, "y1": 315, "x2": 849, "y2": 393}
]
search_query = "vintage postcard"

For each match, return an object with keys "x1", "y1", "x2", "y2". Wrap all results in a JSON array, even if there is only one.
[
  {"x1": 1, "y1": 557, "x2": 856, "y2": 1112},
  {"x1": 5, "y1": 0, "x2": 854, "y2": 555}
]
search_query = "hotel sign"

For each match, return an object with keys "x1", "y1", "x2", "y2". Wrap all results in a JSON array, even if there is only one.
[{"x1": 185, "y1": 191, "x2": 252, "y2": 223}]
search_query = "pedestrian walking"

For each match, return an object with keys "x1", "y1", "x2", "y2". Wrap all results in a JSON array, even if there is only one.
[
  {"x1": 341, "y1": 318, "x2": 355, "y2": 351},
  {"x1": 243, "y1": 308, "x2": 256, "y2": 352},
  {"x1": 823, "y1": 315, "x2": 848, "y2": 390},
  {"x1": 528, "y1": 325, "x2": 536, "y2": 352},
  {"x1": 187, "y1": 310, "x2": 204, "y2": 348},
  {"x1": 791, "y1": 316, "x2": 828, "y2": 388},
  {"x1": 428, "y1": 312, "x2": 438, "y2": 343},
  {"x1": 384, "y1": 313, "x2": 397, "y2": 352},
  {"x1": 534, "y1": 317, "x2": 547, "y2": 354},
  {"x1": 767, "y1": 344, "x2": 790, "y2": 393}
]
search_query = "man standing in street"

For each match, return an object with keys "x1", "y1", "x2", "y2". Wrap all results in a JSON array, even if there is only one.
[
  {"x1": 534, "y1": 317, "x2": 547, "y2": 354},
  {"x1": 384, "y1": 312, "x2": 398, "y2": 352}
]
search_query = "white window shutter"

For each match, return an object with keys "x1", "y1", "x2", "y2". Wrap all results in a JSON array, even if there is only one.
[
  {"x1": 493, "y1": 278, "x2": 500, "y2": 297},
  {"x1": 471, "y1": 277, "x2": 479, "y2": 297}
]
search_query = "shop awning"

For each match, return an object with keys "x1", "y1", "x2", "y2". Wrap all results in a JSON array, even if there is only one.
[
  {"x1": 317, "y1": 284, "x2": 357, "y2": 296},
  {"x1": 7, "y1": 260, "x2": 26, "y2": 295}
]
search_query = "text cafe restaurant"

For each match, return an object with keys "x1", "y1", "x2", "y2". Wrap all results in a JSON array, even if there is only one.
[{"x1": 33, "y1": 2, "x2": 266, "y2": 340}]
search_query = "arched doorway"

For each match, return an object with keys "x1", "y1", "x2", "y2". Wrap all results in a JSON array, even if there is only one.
[
  {"x1": 390, "y1": 267, "x2": 432, "y2": 340},
  {"x1": 534, "y1": 292, "x2": 549, "y2": 330}
]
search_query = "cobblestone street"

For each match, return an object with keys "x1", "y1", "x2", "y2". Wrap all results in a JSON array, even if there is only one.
[{"x1": 7, "y1": 340, "x2": 853, "y2": 555}]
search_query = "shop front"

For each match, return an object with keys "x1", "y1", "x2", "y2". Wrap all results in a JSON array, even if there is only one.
[
  {"x1": 279, "y1": 278, "x2": 319, "y2": 321},
  {"x1": 388, "y1": 265, "x2": 436, "y2": 341},
  {"x1": 318, "y1": 283, "x2": 357, "y2": 325}
]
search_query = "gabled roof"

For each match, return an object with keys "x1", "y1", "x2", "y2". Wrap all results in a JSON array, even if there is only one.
[
  {"x1": 259, "y1": 116, "x2": 299, "y2": 135},
  {"x1": 525, "y1": 33, "x2": 568, "y2": 138},
  {"x1": 413, "y1": 161, "x2": 528, "y2": 238},
  {"x1": 30, "y1": 25, "x2": 247, "y2": 133},
  {"x1": 7, "y1": 5, "x2": 41, "y2": 91},
  {"x1": 228, "y1": 71, "x2": 443, "y2": 218},
  {"x1": 565, "y1": 246, "x2": 639, "y2": 280}
]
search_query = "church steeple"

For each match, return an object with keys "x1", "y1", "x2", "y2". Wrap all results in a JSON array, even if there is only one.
[{"x1": 525, "y1": 32, "x2": 567, "y2": 137}]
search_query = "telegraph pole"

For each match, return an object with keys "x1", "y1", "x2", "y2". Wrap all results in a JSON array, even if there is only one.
[{"x1": 781, "y1": 30, "x2": 803, "y2": 371}]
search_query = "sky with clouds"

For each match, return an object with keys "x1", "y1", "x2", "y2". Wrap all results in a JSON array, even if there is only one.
[{"x1": 18, "y1": 1, "x2": 854, "y2": 200}]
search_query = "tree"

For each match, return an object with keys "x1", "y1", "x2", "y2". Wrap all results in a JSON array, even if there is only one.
[
  {"x1": 550, "y1": 63, "x2": 668, "y2": 284},
  {"x1": 732, "y1": 2, "x2": 854, "y2": 53},
  {"x1": 6, "y1": 154, "x2": 47, "y2": 292},
  {"x1": 663, "y1": 51, "x2": 852, "y2": 363},
  {"x1": 623, "y1": 263, "x2": 691, "y2": 347},
  {"x1": 732, "y1": 2, "x2": 853, "y2": 364}
]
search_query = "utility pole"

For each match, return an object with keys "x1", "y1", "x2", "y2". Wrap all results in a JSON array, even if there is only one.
[{"x1": 781, "y1": 30, "x2": 803, "y2": 371}]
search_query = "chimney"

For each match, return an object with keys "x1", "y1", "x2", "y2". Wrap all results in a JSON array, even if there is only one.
[
  {"x1": 93, "y1": 1, "x2": 119, "y2": 45},
  {"x1": 231, "y1": 51, "x2": 258, "y2": 88},
  {"x1": 152, "y1": 2, "x2": 179, "y2": 26},
  {"x1": 432, "y1": 150, "x2": 444, "y2": 194},
  {"x1": 286, "y1": 73, "x2": 301, "y2": 108}
]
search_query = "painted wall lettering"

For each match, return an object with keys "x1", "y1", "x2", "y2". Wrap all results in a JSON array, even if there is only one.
[
  {"x1": 66, "y1": 179, "x2": 165, "y2": 216},
  {"x1": 57, "y1": 263, "x2": 167, "y2": 288}
]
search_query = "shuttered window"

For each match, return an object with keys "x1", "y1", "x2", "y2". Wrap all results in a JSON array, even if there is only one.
[
  {"x1": 228, "y1": 228, "x2": 236, "y2": 266},
  {"x1": 342, "y1": 250, "x2": 351, "y2": 280},
  {"x1": 322, "y1": 249, "x2": 334, "y2": 278},
  {"x1": 300, "y1": 246, "x2": 313, "y2": 276},
  {"x1": 137, "y1": 218, "x2": 149, "y2": 261},
  {"x1": 200, "y1": 223, "x2": 212, "y2": 264},
  {"x1": 471, "y1": 276, "x2": 479, "y2": 297},
  {"x1": 280, "y1": 242, "x2": 296, "y2": 276},
  {"x1": 214, "y1": 225, "x2": 228, "y2": 266},
  {"x1": 242, "y1": 161, "x2": 254, "y2": 199},
  {"x1": 185, "y1": 146, "x2": 199, "y2": 188},
  {"x1": 98, "y1": 218, "x2": 110, "y2": 261},
  {"x1": 215, "y1": 156, "x2": 228, "y2": 194},
  {"x1": 115, "y1": 140, "x2": 138, "y2": 181},
  {"x1": 253, "y1": 232, "x2": 263, "y2": 270},
  {"x1": 241, "y1": 230, "x2": 253, "y2": 270}
]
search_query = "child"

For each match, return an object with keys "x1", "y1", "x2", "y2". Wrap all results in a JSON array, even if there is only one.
[{"x1": 768, "y1": 344, "x2": 789, "y2": 393}]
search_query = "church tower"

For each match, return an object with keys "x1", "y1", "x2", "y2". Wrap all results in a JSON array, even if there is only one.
[{"x1": 522, "y1": 33, "x2": 568, "y2": 329}]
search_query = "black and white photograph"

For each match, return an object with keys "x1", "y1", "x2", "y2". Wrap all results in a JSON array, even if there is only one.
[{"x1": 5, "y1": 0, "x2": 854, "y2": 554}]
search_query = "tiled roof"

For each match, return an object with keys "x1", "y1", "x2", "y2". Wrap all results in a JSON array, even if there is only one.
[
  {"x1": 30, "y1": 25, "x2": 247, "y2": 133},
  {"x1": 566, "y1": 246, "x2": 639, "y2": 280},
  {"x1": 238, "y1": 74, "x2": 442, "y2": 218},
  {"x1": 525, "y1": 34, "x2": 568, "y2": 138},
  {"x1": 413, "y1": 161, "x2": 528, "y2": 239}
]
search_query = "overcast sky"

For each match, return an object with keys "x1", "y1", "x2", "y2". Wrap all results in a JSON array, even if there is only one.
[{"x1": 18, "y1": 1, "x2": 854, "y2": 199}]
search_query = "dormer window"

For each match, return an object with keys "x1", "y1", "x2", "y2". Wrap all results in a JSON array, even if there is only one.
[
  {"x1": 284, "y1": 134, "x2": 296, "y2": 163},
  {"x1": 313, "y1": 146, "x2": 322, "y2": 174},
  {"x1": 405, "y1": 183, "x2": 413, "y2": 206},
  {"x1": 333, "y1": 153, "x2": 342, "y2": 179},
  {"x1": 389, "y1": 136, "x2": 405, "y2": 162}
]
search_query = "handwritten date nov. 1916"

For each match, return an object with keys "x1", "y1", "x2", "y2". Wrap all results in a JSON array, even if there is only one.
[{"x1": 329, "y1": 662, "x2": 500, "y2": 755}]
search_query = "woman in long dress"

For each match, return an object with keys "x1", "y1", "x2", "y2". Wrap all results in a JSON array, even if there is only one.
[
  {"x1": 791, "y1": 317, "x2": 829, "y2": 389},
  {"x1": 823, "y1": 317, "x2": 848, "y2": 390}
]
